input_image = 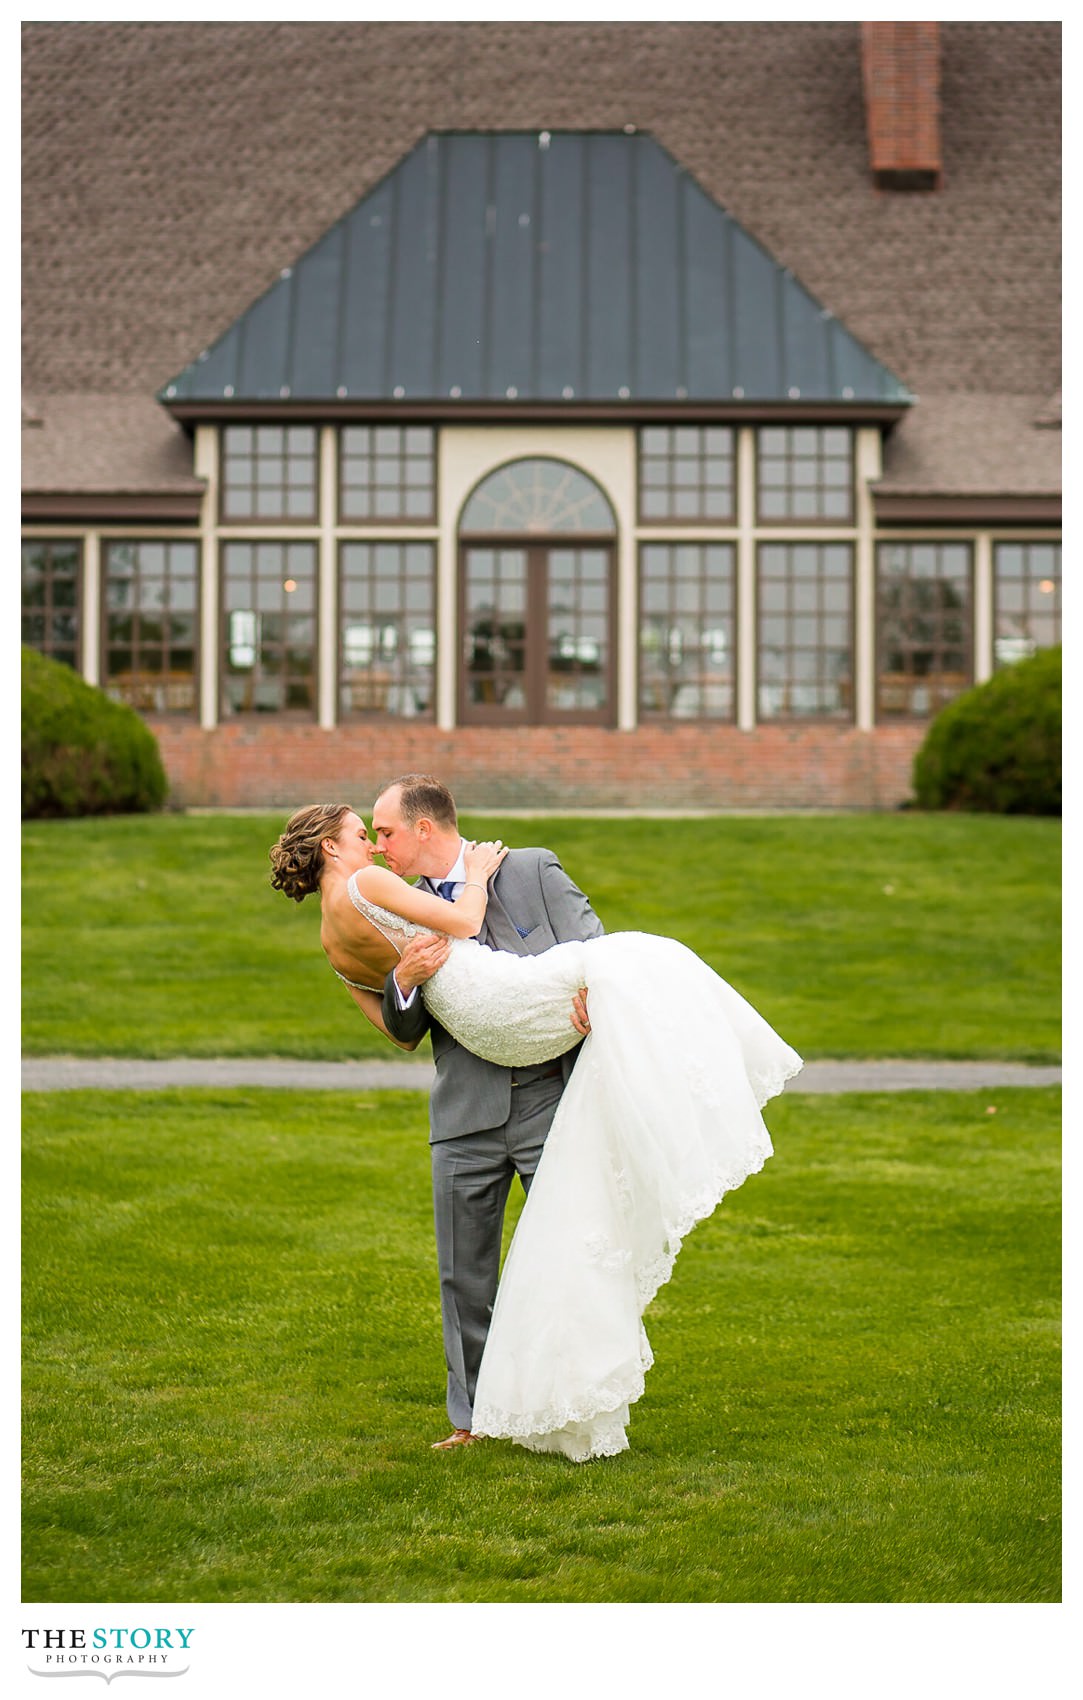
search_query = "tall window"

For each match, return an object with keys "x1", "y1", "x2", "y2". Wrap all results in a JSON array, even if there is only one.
[
  {"x1": 757, "y1": 543, "x2": 853, "y2": 720},
  {"x1": 994, "y1": 542, "x2": 1061, "y2": 666},
  {"x1": 339, "y1": 542, "x2": 435, "y2": 719},
  {"x1": 103, "y1": 540, "x2": 199, "y2": 714},
  {"x1": 638, "y1": 427, "x2": 735, "y2": 522},
  {"x1": 220, "y1": 425, "x2": 318, "y2": 522},
  {"x1": 340, "y1": 426, "x2": 435, "y2": 521},
  {"x1": 757, "y1": 426, "x2": 853, "y2": 522},
  {"x1": 22, "y1": 540, "x2": 80, "y2": 667},
  {"x1": 221, "y1": 541, "x2": 317, "y2": 715},
  {"x1": 877, "y1": 542, "x2": 971, "y2": 717},
  {"x1": 459, "y1": 458, "x2": 616, "y2": 725},
  {"x1": 639, "y1": 544, "x2": 735, "y2": 719}
]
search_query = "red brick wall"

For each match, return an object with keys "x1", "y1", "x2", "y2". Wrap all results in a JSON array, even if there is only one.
[{"x1": 150, "y1": 721, "x2": 925, "y2": 811}]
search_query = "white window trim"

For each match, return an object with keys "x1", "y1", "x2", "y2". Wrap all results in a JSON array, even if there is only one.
[
  {"x1": 194, "y1": 425, "x2": 219, "y2": 728},
  {"x1": 81, "y1": 532, "x2": 101, "y2": 685},
  {"x1": 318, "y1": 426, "x2": 337, "y2": 729},
  {"x1": 736, "y1": 426, "x2": 757, "y2": 730},
  {"x1": 974, "y1": 531, "x2": 994, "y2": 684}
]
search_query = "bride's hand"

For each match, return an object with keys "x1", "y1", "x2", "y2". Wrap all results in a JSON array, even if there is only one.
[{"x1": 463, "y1": 839, "x2": 509, "y2": 886}]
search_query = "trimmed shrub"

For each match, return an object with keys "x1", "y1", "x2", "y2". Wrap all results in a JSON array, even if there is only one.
[
  {"x1": 912, "y1": 645, "x2": 1061, "y2": 816},
  {"x1": 22, "y1": 647, "x2": 169, "y2": 818}
]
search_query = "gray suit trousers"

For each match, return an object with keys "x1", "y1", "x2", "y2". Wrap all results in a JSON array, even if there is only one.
[{"x1": 431, "y1": 1063, "x2": 565, "y2": 1431}]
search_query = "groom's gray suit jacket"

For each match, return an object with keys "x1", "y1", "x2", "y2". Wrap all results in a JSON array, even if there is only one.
[{"x1": 380, "y1": 847, "x2": 604, "y2": 1139}]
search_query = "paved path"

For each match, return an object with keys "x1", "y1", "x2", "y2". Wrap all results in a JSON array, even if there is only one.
[{"x1": 21, "y1": 1057, "x2": 1062, "y2": 1093}]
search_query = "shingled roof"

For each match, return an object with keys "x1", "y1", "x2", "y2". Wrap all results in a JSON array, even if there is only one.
[
  {"x1": 22, "y1": 20, "x2": 1060, "y2": 499},
  {"x1": 874, "y1": 391, "x2": 1060, "y2": 520},
  {"x1": 21, "y1": 395, "x2": 203, "y2": 511}
]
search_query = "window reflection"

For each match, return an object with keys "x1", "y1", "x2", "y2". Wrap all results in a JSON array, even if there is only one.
[
  {"x1": 339, "y1": 541, "x2": 435, "y2": 718},
  {"x1": 464, "y1": 548, "x2": 528, "y2": 708},
  {"x1": 756, "y1": 542, "x2": 853, "y2": 719},
  {"x1": 876, "y1": 542, "x2": 971, "y2": 717},
  {"x1": 103, "y1": 540, "x2": 199, "y2": 714},
  {"x1": 994, "y1": 543, "x2": 1060, "y2": 666},
  {"x1": 22, "y1": 541, "x2": 81, "y2": 669},
  {"x1": 639, "y1": 543, "x2": 735, "y2": 719},
  {"x1": 547, "y1": 548, "x2": 608, "y2": 711},
  {"x1": 221, "y1": 541, "x2": 316, "y2": 714}
]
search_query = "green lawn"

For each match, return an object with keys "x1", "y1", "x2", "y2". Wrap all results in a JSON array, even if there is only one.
[
  {"x1": 22, "y1": 811, "x2": 1060, "y2": 1059},
  {"x1": 22, "y1": 1085, "x2": 1059, "y2": 1604}
]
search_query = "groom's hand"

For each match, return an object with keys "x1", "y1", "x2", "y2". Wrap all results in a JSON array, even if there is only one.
[
  {"x1": 571, "y1": 988, "x2": 590, "y2": 1038},
  {"x1": 394, "y1": 932, "x2": 452, "y2": 996}
]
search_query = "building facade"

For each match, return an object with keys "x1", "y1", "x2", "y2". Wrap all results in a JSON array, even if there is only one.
[{"x1": 22, "y1": 22, "x2": 1061, "y2": 810}]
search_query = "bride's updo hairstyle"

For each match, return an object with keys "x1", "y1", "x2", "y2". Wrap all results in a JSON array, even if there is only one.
[{"x1": 269, "y1": 802, "x2": 354, "y2": 902}]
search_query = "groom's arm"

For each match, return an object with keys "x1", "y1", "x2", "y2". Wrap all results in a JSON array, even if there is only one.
[
  {"x1": 535, "y1": 850, "x2": 605, "y2": 944},
  {"x1": 380, "y1": 967, "x2": 430, "y2": 1045},
  {"x1": 379, "y1": 932, "x2": 452, "y2": 1044},
  {"x1": 341, "y1": 982, "x2": 424, "y2": 1052}
]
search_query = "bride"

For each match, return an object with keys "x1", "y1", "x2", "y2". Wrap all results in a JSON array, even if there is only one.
[{"x1": 270, "y1": 803, "x2": 801, "y2": 1461}]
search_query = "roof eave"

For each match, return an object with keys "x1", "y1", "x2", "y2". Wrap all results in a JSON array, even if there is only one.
[
  {"x1": 161, "y1": 397, "x2": 911, "y2": 427},
  {"x1": 22, "y1": 490, "x2": 205, "y2": 523},
  {"x1": 872, "y1": 491, "x2": 1061, "y2": 525}
]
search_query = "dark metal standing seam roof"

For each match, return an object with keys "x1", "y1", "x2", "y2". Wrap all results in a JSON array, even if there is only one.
[{"x1": 161, "y1": 130, "x2": 911, "y2": 408}]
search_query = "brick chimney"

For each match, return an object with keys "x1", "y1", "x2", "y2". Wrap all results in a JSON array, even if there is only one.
[{"x1": 861, "y1": 21, "x2": 942, "y2": 190}]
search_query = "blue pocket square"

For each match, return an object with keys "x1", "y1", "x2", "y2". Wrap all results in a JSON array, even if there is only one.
[{"x1": 514, "y1": 924, "x2": 530, "y2": 939}]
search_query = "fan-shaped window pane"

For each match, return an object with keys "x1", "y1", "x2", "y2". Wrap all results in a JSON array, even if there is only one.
[{"x1": 460, "y1": 459, "x2": 616, "y2": 534}]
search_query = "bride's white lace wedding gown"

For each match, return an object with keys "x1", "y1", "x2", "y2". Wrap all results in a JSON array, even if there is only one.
[{"x1": 347, "y1": 875, "x2": 802, "y2": 1462}]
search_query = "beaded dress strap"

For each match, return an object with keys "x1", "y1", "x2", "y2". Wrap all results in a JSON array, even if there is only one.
[
  {"x1": 346, "y1": 871, "x2": 406, "y2": 957},
  {"x1": 332, "y1": 966, "x2": 384, "y2": 992}
]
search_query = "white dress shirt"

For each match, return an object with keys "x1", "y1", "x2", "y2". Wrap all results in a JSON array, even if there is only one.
[{"x1": 393, "y1": 840, "x2": 468, "y2": 1009}]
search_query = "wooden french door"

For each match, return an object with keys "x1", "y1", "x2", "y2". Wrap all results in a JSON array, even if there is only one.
[{"x1": 459, "y1": 540, "x2": 615, "y2": 725}]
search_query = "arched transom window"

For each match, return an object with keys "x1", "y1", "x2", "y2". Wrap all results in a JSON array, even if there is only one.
[{"x1": 460, "y1": 458, "x2": 617, "y2": 535}]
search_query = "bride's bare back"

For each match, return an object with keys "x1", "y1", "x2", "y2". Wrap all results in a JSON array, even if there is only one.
[{"x1": 320, "y1": 886, "x2": 403, "y2": 990}]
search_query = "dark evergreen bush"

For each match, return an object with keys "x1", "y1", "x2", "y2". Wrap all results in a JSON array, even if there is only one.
[
  {"x1": 22, "y1": 646, "x2": 169, "y2": 818},
  {"x1": 912, "y1": 645, "x2": 1061, "y2": 816}
]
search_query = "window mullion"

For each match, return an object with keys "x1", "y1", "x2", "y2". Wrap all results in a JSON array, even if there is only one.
[
  {"x1": 82, "y1": 532, "x2": 100, "y2": 685},
  {"x1": 195, "y1": 424, "x2": 219, "y2": 728},
  {"x1": 318, "y1": 425, "x2": 337, "y2": 727},
  {"x1": 974, "y1": 531, "x2": 994, "y2": 683},
  {"x1": 736, "y1": 426, "x2": 757, "y2": 729},
  {"x1": 854, "y1": 425, "x2": 880, "y2": 728}
]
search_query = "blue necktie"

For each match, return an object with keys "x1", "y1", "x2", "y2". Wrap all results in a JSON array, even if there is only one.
[{"x1": 440, "y1": 875, "x2": 524, "y2": 936}]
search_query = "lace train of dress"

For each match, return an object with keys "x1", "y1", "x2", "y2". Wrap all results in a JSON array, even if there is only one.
[{"x1": 346, "y1": 879, "x2": 802, "y2": 1461}]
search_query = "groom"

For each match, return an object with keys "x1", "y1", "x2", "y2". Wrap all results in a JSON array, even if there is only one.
[{"x1": 370, "y1": 773, "x2": 604, "y2": 1450}]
